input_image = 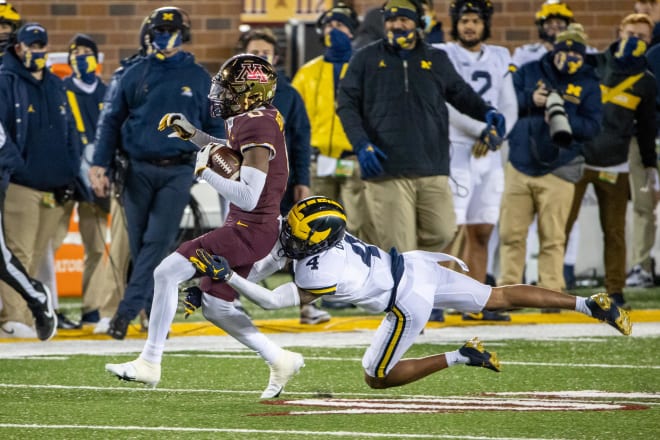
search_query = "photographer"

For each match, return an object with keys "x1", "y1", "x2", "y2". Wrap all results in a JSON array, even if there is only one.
[
  {"x1": 498, "y1": 24, "x2": 602, "y2": 293},
  {"x1": 566, "y1": 14, "x2": 657, "y2": 309}
]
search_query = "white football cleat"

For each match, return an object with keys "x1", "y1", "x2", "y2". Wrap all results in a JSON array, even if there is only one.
[
  {"x1": 105, "y1": 357, "x2": 161, "y2": 389},
  {"x1": 260, "y1": 350, "x2": 305, "y2": 399}
]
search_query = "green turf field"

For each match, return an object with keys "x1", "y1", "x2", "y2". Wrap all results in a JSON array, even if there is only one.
[{"x1": 1, "y1": 284, "x2": 659, "y2": 439}]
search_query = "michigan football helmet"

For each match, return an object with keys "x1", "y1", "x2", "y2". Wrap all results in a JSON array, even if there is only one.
[
  {"x1": 0, "y1": 1, "x2": 21, "y2": 53},
  {"x1": 535, "y1": 1, "x2": 574, "y2": 41},
  {"x1": 208, "y1": 54, "x2": 277, "y2": 119},
  {"x1": 279, "y1": 196, "x2": 347, "y2": 260},
  {"x1": 449, "y1": 0, "x2": 494, "y2": 41}
]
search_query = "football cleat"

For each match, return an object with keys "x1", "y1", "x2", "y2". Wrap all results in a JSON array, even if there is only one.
[
  {"x1": 261, "y1": 350, "x2": 305, "y2": 399},
  {"x1": 586, "y1": 293, "x2": 632, "y2": 336},
  {"x1": 459, "y1": 337, "x2": 501, "y2": 372},
  {"x1": 105, "y1": 357, "x2": 161, "y2": 389},
  {"x1": 300, "y1": 304, "x2": 331, "y2": 325},
  {"x1": 29, "y1": 284, "x2": 58, "y2": 341}
]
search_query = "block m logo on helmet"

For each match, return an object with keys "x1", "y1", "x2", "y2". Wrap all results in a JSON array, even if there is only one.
[{"x1": 237, "y1": 63, "x2": 271, "y2": 83}]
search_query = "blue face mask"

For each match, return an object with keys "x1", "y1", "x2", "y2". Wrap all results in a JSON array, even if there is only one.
[
  {"x1": 553, "y1": 51, "x2": 584, "y2": 75},
  {"x1": 22, "y1": 50, "x2": 47, "y2": 72},
  {"x1": 386, "y1": 29, "x2": 417, "y2": 50},
  {"x1": 152, "y1": 30, "x2": 182, "y2": 51},
  {"x1": 614, "y1": 36, "x2": 647, "y2": 65},
  {"x1": 324, "y1": 28, "x2": 352, "y2": 62},
  {"x1": 71, "y1": 54, "x2": 98, "y2": 84}
]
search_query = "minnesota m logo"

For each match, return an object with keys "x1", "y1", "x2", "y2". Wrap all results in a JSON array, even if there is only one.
[{"x1": 237, "y1": 64, "x2": 269, "y2": 83}]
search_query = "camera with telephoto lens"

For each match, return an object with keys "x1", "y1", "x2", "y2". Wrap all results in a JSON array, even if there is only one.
[{"x1": 545, "y1": 90, "x2": 573, "y2": 147}]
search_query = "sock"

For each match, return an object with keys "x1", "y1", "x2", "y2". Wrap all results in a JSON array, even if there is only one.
[
  {"x1": 445, "y1": 349, "x2": 470, "y2": 367},
  {"x1": 575, "y1": 297, "x2": 591, "y2": 316}
]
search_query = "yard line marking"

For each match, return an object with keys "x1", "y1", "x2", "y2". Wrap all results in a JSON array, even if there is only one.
[{"x1": 0, "y1": 423, "x2": 570, "y2": 439}]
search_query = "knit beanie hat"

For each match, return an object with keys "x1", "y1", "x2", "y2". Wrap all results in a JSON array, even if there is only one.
[
  {"x1": 382, "y1": 0, "x2": 420, "y2": 23},
  {"x1": 68, "y1": 33, "x2": 98, "y2": 60},
  {"x1": 320, "y1": 3, "x2": 358, "y2": 34},
  {"x1": 553, "y1": 23, "x2": 587, "y2": 55}
]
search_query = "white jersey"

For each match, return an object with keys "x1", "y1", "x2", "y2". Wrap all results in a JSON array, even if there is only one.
[
  {"x1": 434, "y1": 42, "x2": 515, "y2": 146},
  {"x1": 293, "y1": 233, "x2": 395, "y2": 314}
]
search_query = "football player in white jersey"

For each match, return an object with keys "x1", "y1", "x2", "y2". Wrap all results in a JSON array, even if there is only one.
[
  {"x1": 433, "y1": 1, "x2": 517, "y2": 310},
  {"x1": 191, "y1": 197, "x2": 631, "y2": 390}
]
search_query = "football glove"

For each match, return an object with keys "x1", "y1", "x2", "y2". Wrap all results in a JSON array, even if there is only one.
[
  {"x1": 182, "y1": 286, "x2": 203, "y2": 319},
  {"x1": 194, "y1": 143, "x2": 213, "y2": 176},
  {"x1": 472, "y1": 126, "x2": 504, "y2": 158},
  {"x1": 485, "y1": 109, "x2": 506, "y2": 138},
  {"x1": 356, "y1": 141, "x2": 387, "y2": 179},
  {"x1": 158, "y1": 113, "x2": 197, "y2": 140},
  {"x1": 189, "y1": 248, "x2": 233, "y2": 281}
]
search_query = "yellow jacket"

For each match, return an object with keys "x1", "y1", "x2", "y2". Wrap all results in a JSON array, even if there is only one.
[{"x1": 292, "y1": 55, "x2": 353, "y2": 159}]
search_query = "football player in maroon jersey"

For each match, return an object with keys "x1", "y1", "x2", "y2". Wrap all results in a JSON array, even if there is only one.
[{"x1": 105, "y1": 54, "x2": 304, "y2": 399}]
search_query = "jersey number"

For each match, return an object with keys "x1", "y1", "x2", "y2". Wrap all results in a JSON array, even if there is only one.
[
  {"x1": 345, "y1": 235, "x2": 380, "y2": 267},
  {"x1": 471, "y1": 70, "x2": 492, "y2": 97}
]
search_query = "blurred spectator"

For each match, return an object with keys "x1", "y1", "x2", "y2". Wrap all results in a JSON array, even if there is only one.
[
  {"x1": 0, "y1": 0, "x2": 20, "y2": 65},
  {"x1": 89, "y1": 7, "x2": 225, "y2": 340},
  {"x1": 434, "y1": 0, "x2": 518, "y2": 321},
  {"x1": 634, "y1": 0, "x2": 660, "y2": 46},
  {"x1": 499, "y1": 24, "x2": 602, "y2": 297},
  {"x1": 0, "y1": 23, "x2": 82, "y2": 337},
  {"x1": 567, "y1": 14, "x2": 656, "y2": 309}
]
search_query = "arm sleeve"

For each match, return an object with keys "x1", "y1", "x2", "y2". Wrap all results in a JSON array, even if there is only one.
[
  {"x1": 92, "y1": 73, "x2": 129, "y2": 168},
  {"x1": 190, "y1": 130, "x2": 227, "y2": 148},
  {"x1": 635, "y1": 77, "x2": 659, "y2": 168},
  {"x1": 227, "y1": 275, "x2": 300, "y2": 309},
  {"x1": 569, "y1": 81, "x2": 602, "y2": 143},
  {"x1": 336, "y1": 52, "x2": 370, "y2": 149},
  {"x1": 447, "y1": 104, "x2": 486, "y2": 138},
  {"x1": 200, "y1": 165, "x2": 266, "y2": 211},
  {"x1": 499, "y1": 73, "x2": 519, "y2": 135},
  {"x1": 287, "y1": 90, "x2": 312, "y2": 186}
]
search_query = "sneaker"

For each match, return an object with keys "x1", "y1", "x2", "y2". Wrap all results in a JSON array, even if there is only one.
[
  {"x1": 81, "y1": 310, "x2": 100, "y2": 325},
  {"x1": 29, "y1": 285, "x2": 57, "y2": 341},
  {"x1": 105, "y1": 357, "x2": 161, "y2": 388},
  {"x1": 462, "y1": 310, "x2": 511, "y2": 322},
  {"x1": 586, "y1": 293, "x2": 632, "y2": 336},
  {"x1": 459, "y1": 337, "x2": 501, "y2": 372},
  {"x1": 93, "y1": 317, "x2": 112, "y2": 334},
  {"x1": 300, "y1": 304, "x2": 330, "y2": 325},
  {"x1": 261, "y1": 350, "x2": 305, "y2": 399},
  {"x1": 428, "y1": 308, "x2": 445, "y2": 323},
  {"x1": 56, "y1": 312, "x2": 81, "y2": 330},
  {"x1": 625, "y1": 265, "x2": 654, "y2": 288},
  {"x1": 0, "y1": 321, "x2": 38, "y2": 339},
  {"x1": 107, "y1": 314, "x2": 131, "y2": 340}
]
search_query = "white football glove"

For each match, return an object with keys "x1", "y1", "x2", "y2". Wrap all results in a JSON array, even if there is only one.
[
  {"x1": 158, "y1": 112, "x2": 197, "y2": 140},
  {"x1": 195, "y1": 143, "x2": 213, "y2": 176}
]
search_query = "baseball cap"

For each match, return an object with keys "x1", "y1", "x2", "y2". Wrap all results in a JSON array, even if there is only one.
[{"x1": 17, "y1": 22, "x2": 48, "y2": 46}]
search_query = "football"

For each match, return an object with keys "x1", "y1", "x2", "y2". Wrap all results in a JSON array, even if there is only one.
[{"x1": 208, "y1": 144, "x2": 242, "y2": 180}]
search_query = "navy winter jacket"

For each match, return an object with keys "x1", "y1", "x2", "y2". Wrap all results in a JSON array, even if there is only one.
[
  {"x1": 508, "y1": 52, "x2": 602, "y2": 176},
  {"x1": 0, "y1": 50, "x2": 82, "y2": 191}
]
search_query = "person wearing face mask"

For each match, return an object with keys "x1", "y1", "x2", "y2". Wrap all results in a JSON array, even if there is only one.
[
  {"x1": 0, "y1": 22, "x2": 85, "y2": 339},
  {"x1": 0, "y1": 1, "x2": 21, "y2": 66},
  {"x1": 337, "y1": 0, "x2": 502, "y2": 261},
  {"x1": 292, "y1": 3, "x2": 375, "y2": 246},
  {"x1": 568, "y1": 13, "x2": 657, "y2": 308},
  {"x1": 51, "y1": 33, "x2": 109, "y2": 328},
  {"x1": 498, "y1": 24, "x2": 602, "y2": 297},
  {"x1": 88, "y1": 7, "x2": 225, "y2": 340}
]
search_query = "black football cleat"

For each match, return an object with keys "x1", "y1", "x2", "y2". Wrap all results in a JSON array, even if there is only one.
[
  {"x1": 586, "y1": 293, "x2": 632, "y2": 336},
  {"x1": 459, "y1": 337, "x2": 501, "y2": 372}
]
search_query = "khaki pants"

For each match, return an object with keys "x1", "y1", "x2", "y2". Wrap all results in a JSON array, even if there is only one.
[
  {"x1": 97, "y1": 198, "x2": 131, "y2": 318},
  {"x1": 364, "y1": 175, "x2": 456, "y2": 252},
  {"x1": 77, "y1": 202, "x2": 110, "y2": 314},
  {"x1": 311, "y1": 157, "x2": 376, "y2": 243},
  {"x1": 628, "y1": 138, "x2": 657, "y2": 272},
  {"x1": 0, "y1": 184, "x2": 72, "y2": 325},
  {"x1": 566, "y1": 169, "x2": 629, "y2": 294},
  {"x1": 498, "y1": 163, "x2": 574, "y2": 290}
]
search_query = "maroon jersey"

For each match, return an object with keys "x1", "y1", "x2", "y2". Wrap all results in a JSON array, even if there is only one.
[
  {"x1": 225, "y1": 104, "x2": 288, "y2": 224},
  {"x1": 177, "y1": 104, "x2": 288, "y2": 301}
]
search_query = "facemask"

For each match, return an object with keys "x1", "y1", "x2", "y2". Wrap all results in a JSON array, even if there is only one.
[
  {"x1": 386, "y1": 29, "x2": 417, "y2": 50},
  {"x1": 22, "y1": 50, "x2": 47, "y2": 72},
  {"x1": 152, "y1": 30, "x2": 182, "y2": 51},
  {"x1": 324, "y1": 28, "x2": 352, "y2": 62},
  {"x1": 71, "y1": 54, "x2": 98, "y2": 84},
  {"x1": 614, "y1": 36, "x2": 647, "y2": 65},
  {"x1": 553, "y1": 51, "x2": 583, "y2": 75}
]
